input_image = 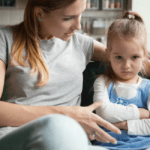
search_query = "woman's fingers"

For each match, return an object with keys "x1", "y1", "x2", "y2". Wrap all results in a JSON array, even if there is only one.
[
  {"x1": 68, "y1": 105, "x2": 121, "y2": 144},
  {"x1": 88, "y1": 101, "x2": 103, "y2": 112},
  {"x1": 96, "y1": 115, "x2": 121, "y2": 135},
  {"x1": 93, "y1": 124, "x2": 117, "y2": 144},
  {"x1": 87, "y1": 126, "x2": 117, "y2": 144},
  {"x1": 95, "y1": 132, "x2": 112, "y2": 143},
  {"x1": 88, "y1": 134, "x2": 95, "y2": 141},
  {"x1": 88, "y1": 133, "x2": 109, "y2": 143},
  {"x1": 87, "y1": 102, "x2": 121, "y2": 134}
]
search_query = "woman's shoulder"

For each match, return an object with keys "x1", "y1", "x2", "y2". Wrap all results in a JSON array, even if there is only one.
[
  {"x1": 0, "y1": 25, "x2": 14, "y2": 40},
  {"x1": 73, "y1": 32, "x2": 93, "y2": 43},
  {"x1": 0, "y1": 25, "x2": 14, "y2": 34}
]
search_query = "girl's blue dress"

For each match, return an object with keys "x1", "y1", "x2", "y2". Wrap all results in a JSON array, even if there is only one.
[{"x1": 93, "y1": 79, "x2": 150, "y2": 150}]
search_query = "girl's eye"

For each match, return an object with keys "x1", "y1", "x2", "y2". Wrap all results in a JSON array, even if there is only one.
[
  {"x1": 115, "y1": 56, "x2": 122, "y2": 59},
  {"x1": 132, "y1": 56, "x2": 138, "y2": 59}
]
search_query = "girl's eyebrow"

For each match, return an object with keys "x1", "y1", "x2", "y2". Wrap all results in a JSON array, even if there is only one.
[{"x1": 112, "y1": 52, "x2": 120, "y2": 55}]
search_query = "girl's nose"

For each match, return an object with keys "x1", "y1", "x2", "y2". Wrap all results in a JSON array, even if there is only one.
[{"x1": 123, "y1": 60, "x2": 131, "y2": 69}]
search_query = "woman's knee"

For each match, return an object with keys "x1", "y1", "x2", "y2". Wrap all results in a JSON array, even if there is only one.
[
  {"x1": 36, "y1": 114, "x2": 89, "y2": 150},
  {"x1": 38, "y1": 114, "x2": 88, "y2": 140},
  {"x1": 0, "y1": 114, "x2": 89, "y2": 150}
]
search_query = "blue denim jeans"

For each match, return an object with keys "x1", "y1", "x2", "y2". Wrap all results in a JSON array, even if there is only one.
[{"x1": 0, "y1": 114, "x2": 107, "y2": 150}]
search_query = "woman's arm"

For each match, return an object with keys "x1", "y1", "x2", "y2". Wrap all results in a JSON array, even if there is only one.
[
  {"x1": 0, "y1": 101, "x2": 121, "y2": 144},
  {"x1": 0, "y1": 60, "x2": 121, "y2": 143},
  {"x1": 94, "y1": 76, "x2": 140, "y2": 123},
  {"x1": 91, "y1": 40, "x2": 107, "y2": 62}
]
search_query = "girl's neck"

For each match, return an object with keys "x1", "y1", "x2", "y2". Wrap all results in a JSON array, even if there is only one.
[{"x1": 117, "y1": 75, "x2": 139, "y2": 84}]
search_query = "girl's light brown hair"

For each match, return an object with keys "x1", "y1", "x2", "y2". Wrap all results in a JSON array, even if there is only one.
[
  {"x1": 103, "y1": 11, "x2": 150, "y2": 85},
  {"x1": 11, "y1": 0, "x2": 76, "y2": 87}
]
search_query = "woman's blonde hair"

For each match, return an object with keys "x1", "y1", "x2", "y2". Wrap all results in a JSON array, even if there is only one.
[
  {"x1": 103, "y1": 11, "x2": 150, "y2": 85},
  {"x1": 11, "y1": 0, "x2": 76, "y2": 87}
]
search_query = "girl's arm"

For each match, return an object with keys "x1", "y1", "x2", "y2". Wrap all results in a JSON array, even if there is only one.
[
  {"x1": 94, "y1": 75, "x2": 140, "y2": 123},
  {"x1": 125, "y1": 93, "x2": 150, "y2": 135}
]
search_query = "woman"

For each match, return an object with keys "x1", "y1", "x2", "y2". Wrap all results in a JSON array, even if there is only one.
[{"x1": 0, "y1": 0, "x2": 121, "y2": 149}]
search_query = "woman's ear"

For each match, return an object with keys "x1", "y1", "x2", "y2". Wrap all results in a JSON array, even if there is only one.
[{"x1": 34, "y1": 7, "x2": 44, "y2": 20}]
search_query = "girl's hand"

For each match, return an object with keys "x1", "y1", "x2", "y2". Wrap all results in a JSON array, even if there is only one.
[
  {"x1": 138, "y1": 108, "x2": 150, "y2": 119},
  {"x1": 112, "y1": 108, "x2": 150, "y2": 131},
  {"x1": 66, "y1": 101, "x2": 121, "y2": 144},
  {"x1": 112, "y1": 121, "x2": 128, "y2": 130}
]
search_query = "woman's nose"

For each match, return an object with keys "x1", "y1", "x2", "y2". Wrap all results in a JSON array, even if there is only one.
[{"x1": 74, "y1": 16, "x2": 81, "y2": 30}]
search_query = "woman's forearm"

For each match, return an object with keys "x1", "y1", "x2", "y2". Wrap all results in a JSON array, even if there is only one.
[
  {"x1": 0, "y1": 101, "x2": 121, "y2": 144},
  {"x1": 0, "y1": 101, "x2": 69, "y2": 127}
]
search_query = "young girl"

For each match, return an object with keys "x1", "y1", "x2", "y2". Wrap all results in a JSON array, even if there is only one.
[{"x1": 93, "y1": 11, "x2": 150, "y2": 149}]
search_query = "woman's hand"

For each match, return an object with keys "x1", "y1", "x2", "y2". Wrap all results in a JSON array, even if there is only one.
[
  {"x1": 65, "y1": 101, "x2": 121, "y2": 144},
  {"x1": 112, "y1": 121, "x2": 128, "y2": 130}
]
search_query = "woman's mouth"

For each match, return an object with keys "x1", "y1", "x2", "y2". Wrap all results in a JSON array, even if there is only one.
[{"x1": 65, "y1": 32, "x2": 75, "y2": 36}]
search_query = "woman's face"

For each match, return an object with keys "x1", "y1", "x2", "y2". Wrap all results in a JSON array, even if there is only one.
[{"x1": 38, "y1": 0, "x2": 86, "y2": 40}]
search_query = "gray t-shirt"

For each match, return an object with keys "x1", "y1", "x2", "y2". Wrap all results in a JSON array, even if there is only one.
[{"x1": 0, "y1": 26, "x2": 94, "y2": 138}]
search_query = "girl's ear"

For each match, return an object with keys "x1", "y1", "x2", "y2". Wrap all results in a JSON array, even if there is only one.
[{"x1": 106, "y1": 49, "x2": 111, "y2": 61}]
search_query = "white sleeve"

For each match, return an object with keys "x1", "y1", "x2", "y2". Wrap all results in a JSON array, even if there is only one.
[
  {"x1": 93, "y1": 76, "x2": 140, "y2": 123},
  {"x1": 127, "y1": 91, "x2": 150, "y2": 135},
  {"x1": 128, "y1": 119, "x2": 150, "y2": 135}
]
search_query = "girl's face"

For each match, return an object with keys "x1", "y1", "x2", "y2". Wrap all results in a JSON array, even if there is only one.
[
  {"x1": 109, "y1": 37, "x2": 145, "y2": 84},
  {"x1": 37, "y1": 0, "x2": 86, "y2": 40}
]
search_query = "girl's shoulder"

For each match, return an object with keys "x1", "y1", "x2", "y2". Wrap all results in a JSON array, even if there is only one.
[
  {"x1": 137, "y1": 77, "x2": 150, "y2": 94},
  {"x1": 142, "y1": 78, "x2": 150, "y2": 87},
  {"x1": 94, "y1": 75, "x2": 108, "y2": 86}
]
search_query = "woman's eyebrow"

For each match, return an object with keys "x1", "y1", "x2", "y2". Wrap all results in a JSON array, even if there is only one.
[{"x1": 63, "y1": 15, "x2": 76, "y2": 17}]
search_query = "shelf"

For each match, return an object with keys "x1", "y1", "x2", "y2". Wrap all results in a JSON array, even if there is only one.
[
  {"x1": 86, "y1": 0, "x2": 99, "y2": 10},
  {"x1": 101, "y1": 0, "x2": 123, "y2": 10},
  {"x1": 82, "y1": 9, "x2": 123, "y2": 18},
  {"x1": 0, "y1": 0, "x2": 16, "y2": 7}
]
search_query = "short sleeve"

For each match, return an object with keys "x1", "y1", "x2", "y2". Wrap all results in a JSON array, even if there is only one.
[
  {"x1": 74, "y1": 32, "x2": 94, "y2": 65},
  {"x1": 0, "y1": 28, "x2": 7, "y2": 64}
]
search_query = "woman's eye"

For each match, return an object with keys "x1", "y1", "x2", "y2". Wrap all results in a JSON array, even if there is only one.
[
  {"x1": 115, "y1": 56, "x2": 122, "y2": 59},
  {"x1": 63, "y1": 17, "x2": 74, "y2": 21}
]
